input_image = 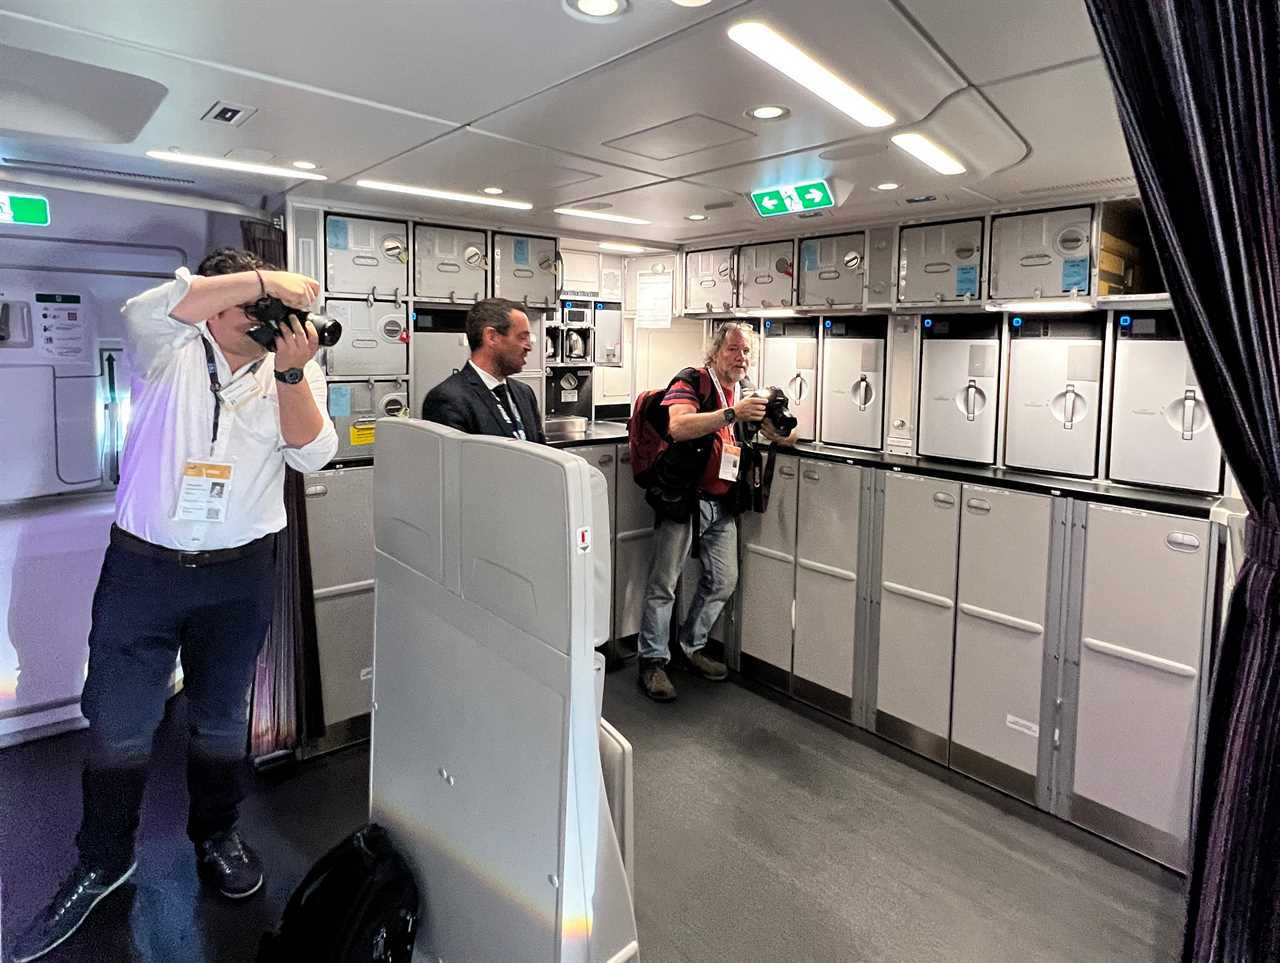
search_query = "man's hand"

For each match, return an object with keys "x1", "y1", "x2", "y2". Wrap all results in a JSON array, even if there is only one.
[
  {"x1": 262, "y1": 271, "x2": 320, "y2": 311},
  {"x1": 274, "y1": 315, "x2": 320, "y2": 372},
  {"x1": 760, "y1": 419, "x2": 798, "y2": 446},
  {"x1": 733, "y1": 394, "x2": 768, "y2": 423}
]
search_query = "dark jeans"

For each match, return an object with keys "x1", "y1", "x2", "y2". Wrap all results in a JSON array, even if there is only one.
[{"x1": 76, "y1": 535, "x2": 275, "y2": 869}]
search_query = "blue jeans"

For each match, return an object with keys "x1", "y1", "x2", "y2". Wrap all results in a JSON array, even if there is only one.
[{"x1": 637, "y1": 499, "x2": 738, "y2": 664}]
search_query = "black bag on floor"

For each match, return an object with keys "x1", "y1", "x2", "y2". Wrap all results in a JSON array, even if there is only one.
[{"x1": 258, "y1": 823, "x2": 421, "y2": 963}]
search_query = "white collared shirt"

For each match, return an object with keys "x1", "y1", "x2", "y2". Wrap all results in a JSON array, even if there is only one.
[
  {"x1": 468, "y1": 359, "x2": 505, "y2": 389},
  {"x1": 115, "y1": 268, "x2": 338, "y2": 551}
]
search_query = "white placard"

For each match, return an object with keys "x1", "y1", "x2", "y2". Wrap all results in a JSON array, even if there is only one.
[{"x1": 635, "y1": 271, "x2": 673, "y2": 328}]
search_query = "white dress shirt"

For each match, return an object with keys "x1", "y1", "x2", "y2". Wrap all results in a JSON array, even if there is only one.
[
  {"x1": 468, "y1": 359, "x2": 505, "y2": 389},
  {"x1": 116, "y1": 268, "x2": 338, "y2": 551}
]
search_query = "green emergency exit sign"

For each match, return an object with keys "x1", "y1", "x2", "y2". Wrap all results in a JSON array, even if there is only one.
[
  {"x1": 0, "y1": 193, "x2": 51, "y2": 226},
  {"x1": 749, "y1": 180, "x2": 834, "y2": 218}
]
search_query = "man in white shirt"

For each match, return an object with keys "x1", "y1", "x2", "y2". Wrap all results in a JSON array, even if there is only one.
[
  {"x1": 11, "y1": 248, "x2": 337, "y2": 963},
  {"x1": 420, "y1": 298, "x2": 547, "y2": 444}
]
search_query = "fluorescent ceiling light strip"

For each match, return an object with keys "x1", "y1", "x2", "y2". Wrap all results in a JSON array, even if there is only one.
[
  {"x1": 890, "y1": 133, "x2": 966, "y2": 175},
  {"x1": 736, "y1": 307, "x2": 799, "y2": 318},
  {"x1": 599, "y1": 242, "x2": 647, "y2": 253},
  {"x1": 727, "y1": 22, "x2": 894, "y2": 128},
  {"x1": 145, "y1": 150, "x2": 328, "y2": 180},
  {"x1": 357, "y1": 179, "x2": 533, "y2": 210},
  {"x1": 553, "y1": 207, "x2": 651, "y2": 225},
  {"x1": 986, "y1": 300, "x2": 1094, "y2": 313}
]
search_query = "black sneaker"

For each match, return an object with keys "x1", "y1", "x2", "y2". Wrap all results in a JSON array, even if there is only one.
[
  {"x1": 684, "y1": 650, "x2": 728, "y2": 681},
  {"x1": 639, "y1": 662, "x2": 677, "y2": 702},
  {"x1": 196, "y1": 829, "x2": 263, "y2": 899},
  {"x1": 9, "y1": 860, "x2": 136, "y2": 962}
]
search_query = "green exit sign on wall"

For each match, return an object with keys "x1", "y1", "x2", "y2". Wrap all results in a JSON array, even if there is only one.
[
  {"x1": 0, "y1": 193, "x2": 51, "y2": 226},
  {"x1": 749, "y1": 180, "x2": 834, "y2": 218}
]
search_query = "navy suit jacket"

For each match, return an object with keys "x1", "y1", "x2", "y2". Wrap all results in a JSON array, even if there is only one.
[{"x1": 421, "y1": 363, "x2": 546, "y2": 445}]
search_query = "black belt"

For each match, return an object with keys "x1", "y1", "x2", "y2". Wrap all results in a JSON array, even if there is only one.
[{"x1": 110, "y1": 525, "x2": 276, "y2": 568}]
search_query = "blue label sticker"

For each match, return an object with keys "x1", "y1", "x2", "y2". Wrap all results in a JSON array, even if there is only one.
[
  {"x1": 801, "y1": 242, "x2": 818, "y2": 272},
  {"x1": 1062, "y1": 257, "x2": 1089, "y2": 293},
  {"x1": 326, "y1": 217, "x2": 348, "y2": 252},
  {"x1": 955, "y1": 264, "x2": 978, "y2": 298},
  {"x1": 513, "y1": 237, "x2": 529, "y2": 266},
  {"x1": 329, "y1": 384, "x2": 352, "y2": 418}
]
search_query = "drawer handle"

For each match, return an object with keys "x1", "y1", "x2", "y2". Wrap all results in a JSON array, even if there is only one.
[
  {"x1": 802, "y1": 469, "x2": 821, "y2": 481},
  {"x1": 599, "y1": 454, "x2": 615, "y2": 466},
  {"x1": 1166, "y1": 532, "x2": 1201, "y2": 553},
  {"x1": 798, "y1": 558, "x2": 856, "y2": 582},
  {"x1": 933, "y1": 492, "x2": 956, "y2": 508},
  {"x1": 619, "y1": 452, "x2": 631, "y2": 464},
  {"x1": 1083, "y1": 637, "x2": 1198, "y2": 679},
  {"x1": 779, "y1": 465, "x2": 797, "y2": 477},
  {"x1": 1018, "y1": 253, "x2": 1053, "y2": 268},
  {"x1": 966, "y1": 498, "x2": 991, "y2": 514},
  {"x1": 882, "y1": 580, "x2": 954, "y2": 610},
  {"x1": 305, "y1": 484, "x2": 329, "y2": 498},
  {"x1": 959, "y1": 603, "x2": 1041, "y2": 635}
]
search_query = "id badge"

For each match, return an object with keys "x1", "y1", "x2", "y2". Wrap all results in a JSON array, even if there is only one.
[
  {"x1": 718, "y1": 443, "x2": 742, "y2": 482},
  {"x1": 216, "y1": 372, "x2": 262, "y2": 410},
  {"x1": 173, "y1": 461, "x2": 234, "y2": 523}
]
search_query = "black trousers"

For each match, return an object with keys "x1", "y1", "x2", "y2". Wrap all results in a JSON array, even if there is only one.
[{"x1": 76, "y1": 533, "x2": 275, "y2": 869}]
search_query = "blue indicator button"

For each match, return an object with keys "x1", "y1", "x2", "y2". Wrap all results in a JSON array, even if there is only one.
[
  {"x1": 924, "y1": 318, "x2": 934, "y2": 328},
  {"x1": 1012, "y1": 316, "x2": 1023, "y2": 328},
  {"x1": 411, "y1": 312, "x2": 417, "y2": 321},
  {"x1": 1120, "y1": 315, "x2": 1132, "y2": 327},
  {"x1": 824, "y1": 319, "x2": 832, "y2": 328}
]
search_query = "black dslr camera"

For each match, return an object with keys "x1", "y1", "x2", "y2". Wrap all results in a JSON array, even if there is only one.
[
  {"x1": 244, "y1": 297, "x2": 343, "y2": 351},
  {"x1": 751, "y1": 386, "x2": 798, "y2": 436}
]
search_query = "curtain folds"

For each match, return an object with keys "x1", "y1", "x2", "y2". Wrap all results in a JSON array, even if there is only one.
[{"x1": 1083, "y1": 2, "x2": 1280, "y2": 959}]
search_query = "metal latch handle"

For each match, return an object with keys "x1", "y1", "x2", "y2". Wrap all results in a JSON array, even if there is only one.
[
  {"x1": 933, "y1": 492, "x2": 956, "y2": 508},
  {"x1": 853, "y1": 375, "x2": 871, "y2": 411},
  {"x1": 1182, "y1": 389, "x2": 1197, "y2": 440},
  {"x1": 788, "y1": 373, "x2": 808, "y2": 402},
  {"x1": 1063, "y1": 383, "x2": 1077, "y2": 430},
  {"x1": 965, "y1": 380, "x2": 978, "y2": 422},
  {"x1": 966, "y1": 498, "x2": 992, "y2": 514}
]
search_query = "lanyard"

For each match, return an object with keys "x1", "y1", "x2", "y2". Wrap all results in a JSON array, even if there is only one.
[
  {"x1": 706, "y1": 366, "x2": 738, "y2": 412},
  {"x1": 201, "y1": 336, "x2": 263, "y2": 456}
]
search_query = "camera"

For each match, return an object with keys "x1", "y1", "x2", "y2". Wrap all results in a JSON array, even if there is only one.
[
  {"x1": 244, "y1": 297, "x2": 343, "y2": 351},
  {"x1": 751, "y1": 386, "x2": 798, "y2": 436}
]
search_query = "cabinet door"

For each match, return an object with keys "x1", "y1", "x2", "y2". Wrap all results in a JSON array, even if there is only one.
[
  {"x1": 819, "y1": 338, "x2": 885, "y2": 450},
  {"x1": 325, "y1": 215, "x2": 409, "y2": 299},
  {"x1": 324, "y1": 300, "x2": 409, "y2": 377},
  {"x1": 897, "y1": 220, "x2": 983, "y2": 304},
  {"x1": 798, "y1": 233, "x2": 865, "y2": 307},
  {"x1": 493, "y1": 233, "x2": 558, "y2": 307},
  {"x1": 1005, "y1": 337, "x2": 1103, "y2": 477},
  {"x1": 305, "y1": 467, "x2": 376, "y2": 727},
  {"x1": 917, "y1": 338, "x2": 999, "y2": 464},
  {"x1": 737, "y1": 241, "x2": 795, "y2": 308},
  {"x1": 684, "y1": 249, "x2": 736, "y2": 314},
  {"x1": 950, "y1": 486, "x2": 1053, "y2": 802},
  {"x1": 794, "y1": 461, "x2": 860, "y2": 715},
  {"x1": 1069, "y1": 505, "x2": 1210, "y2": 869},
  {"x1": 864, "y1": 226, "x2": 896, "y2": 307},
  {"x1": 989, "y1": 208, "x2": 1092, "y2": 300},
  {"x1": 738, "y1": 454, "x2": 799, "y2": 684},
  {"x1": 613, "y1": 448, "x2": 653, "y2": 640},
  {"x1": 414, "y1": 225, "x2": 487, "y2": 303},
  {"x1": 762, "y1": 335, "x2": 818, "y2": 441},
  {"x1": 875, "y1": 473, "x2": 960, "y2": 762}
]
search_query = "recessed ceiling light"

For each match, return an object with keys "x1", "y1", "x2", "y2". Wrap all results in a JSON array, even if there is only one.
[
  {"x1": 145, "y1": 149, "x2": 328, "y2": 181},
  {"x1": 686, "y1": 213, "x2": 708, "y2": 221},
  {"x1": 670, "y1": 0, "x2": 712, "y2": 6},
  {"x1": 747, "y1": 105, "x2": 790, "y2": 121},
  {"x1": 891, "y1": 132, "x2": 966, "y2": 175},
  {"x1": 482, "y1": 186, "x2": 504, "y2": 195},
  {"x1": 728, "y1": 22, "x2": 895, "y2": 129},
  {"x1": 562, "y1": 0, "x2": 627, "y2": 21},
  {"x1": 291, "y1": 160, "x2": 318, "y2": 170},
  {"x1": 553, "y1": 207, "x2": 651, "y2": 225},
  {"x1": 875, "y1": 182, "x2": 899, "y2": 191},
  {"x1": 356, "y1": 178, "x2": 533, "y2": 210},
  {"x1": 986, "y1": 300, "x2": 1094, "y2": 313},
  {"x1": 600, "y1": 242, "x2": 647, "y2": 253}
]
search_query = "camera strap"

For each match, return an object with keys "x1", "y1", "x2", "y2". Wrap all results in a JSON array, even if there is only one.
[{"x1": 201, "y1": 336, "x2": 223, "y2": 455}]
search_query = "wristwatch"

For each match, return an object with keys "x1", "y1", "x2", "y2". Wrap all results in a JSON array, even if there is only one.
[
  {"x1": 723, "y1": 407, "x2": 735, "y2": 424},
  {"x1": 274, "y1": 367, "x2": 304, "y2": 385}
]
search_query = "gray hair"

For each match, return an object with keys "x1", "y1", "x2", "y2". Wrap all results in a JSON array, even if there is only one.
[
  {"x1": 465, "y1": 298, "x2": 524, "y2": 351},
  {"x1": 704, "y1": 322, "x2": 757, "y2": 365}
]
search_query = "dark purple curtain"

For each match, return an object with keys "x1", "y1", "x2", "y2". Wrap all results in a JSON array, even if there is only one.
[
  {"x1": 1083, "y1": 2, "x2": 1280, "y2": 959},
  {"x1": 241, "y1": 219, "x2": 287, "y2": 270}
]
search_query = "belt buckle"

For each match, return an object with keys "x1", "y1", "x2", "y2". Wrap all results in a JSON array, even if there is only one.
[{"x1": 178, "y1": 550, "x2": 204, "y2": 568}]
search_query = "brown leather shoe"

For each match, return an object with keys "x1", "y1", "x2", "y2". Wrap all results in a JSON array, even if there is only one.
[
  {"x1": 685, "y1": 650, "x2": 728, "y2": 681},
  {"x1": 639, "y1": 663, "x2": 677, "y2": 702}
]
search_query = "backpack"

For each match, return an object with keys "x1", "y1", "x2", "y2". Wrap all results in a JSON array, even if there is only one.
[
  {"x1": 628, "y1": 367, "x2": 721, "y2": 521},
  {"x1": 258, "y1": 823, "x2": 420, "y2": 963}
]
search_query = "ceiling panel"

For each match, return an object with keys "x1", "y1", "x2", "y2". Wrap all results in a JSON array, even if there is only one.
[
  {"x1": 978, "y1": 60, "x2": 1134, "y2": 203},
  {"x1": 0, "y1": 14, "x2": 456, "y2": 203},
  {"x1": 349, "y1": 128, "x2": 660, "y2": 210},
  {"x1": 0, "y1": 1, "x2": 742, "y2": 122},
  {"x1": 474, "y1": 0, "x2": 965, "y2": 178},
  {"x1": 896, "y1": 0, "x2": 1100, "y2": 85}
]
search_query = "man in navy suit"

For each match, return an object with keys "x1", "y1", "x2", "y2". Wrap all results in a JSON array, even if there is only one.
[{"x1": 421, "y1": 298, "x2": 546, "y2": 444}]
